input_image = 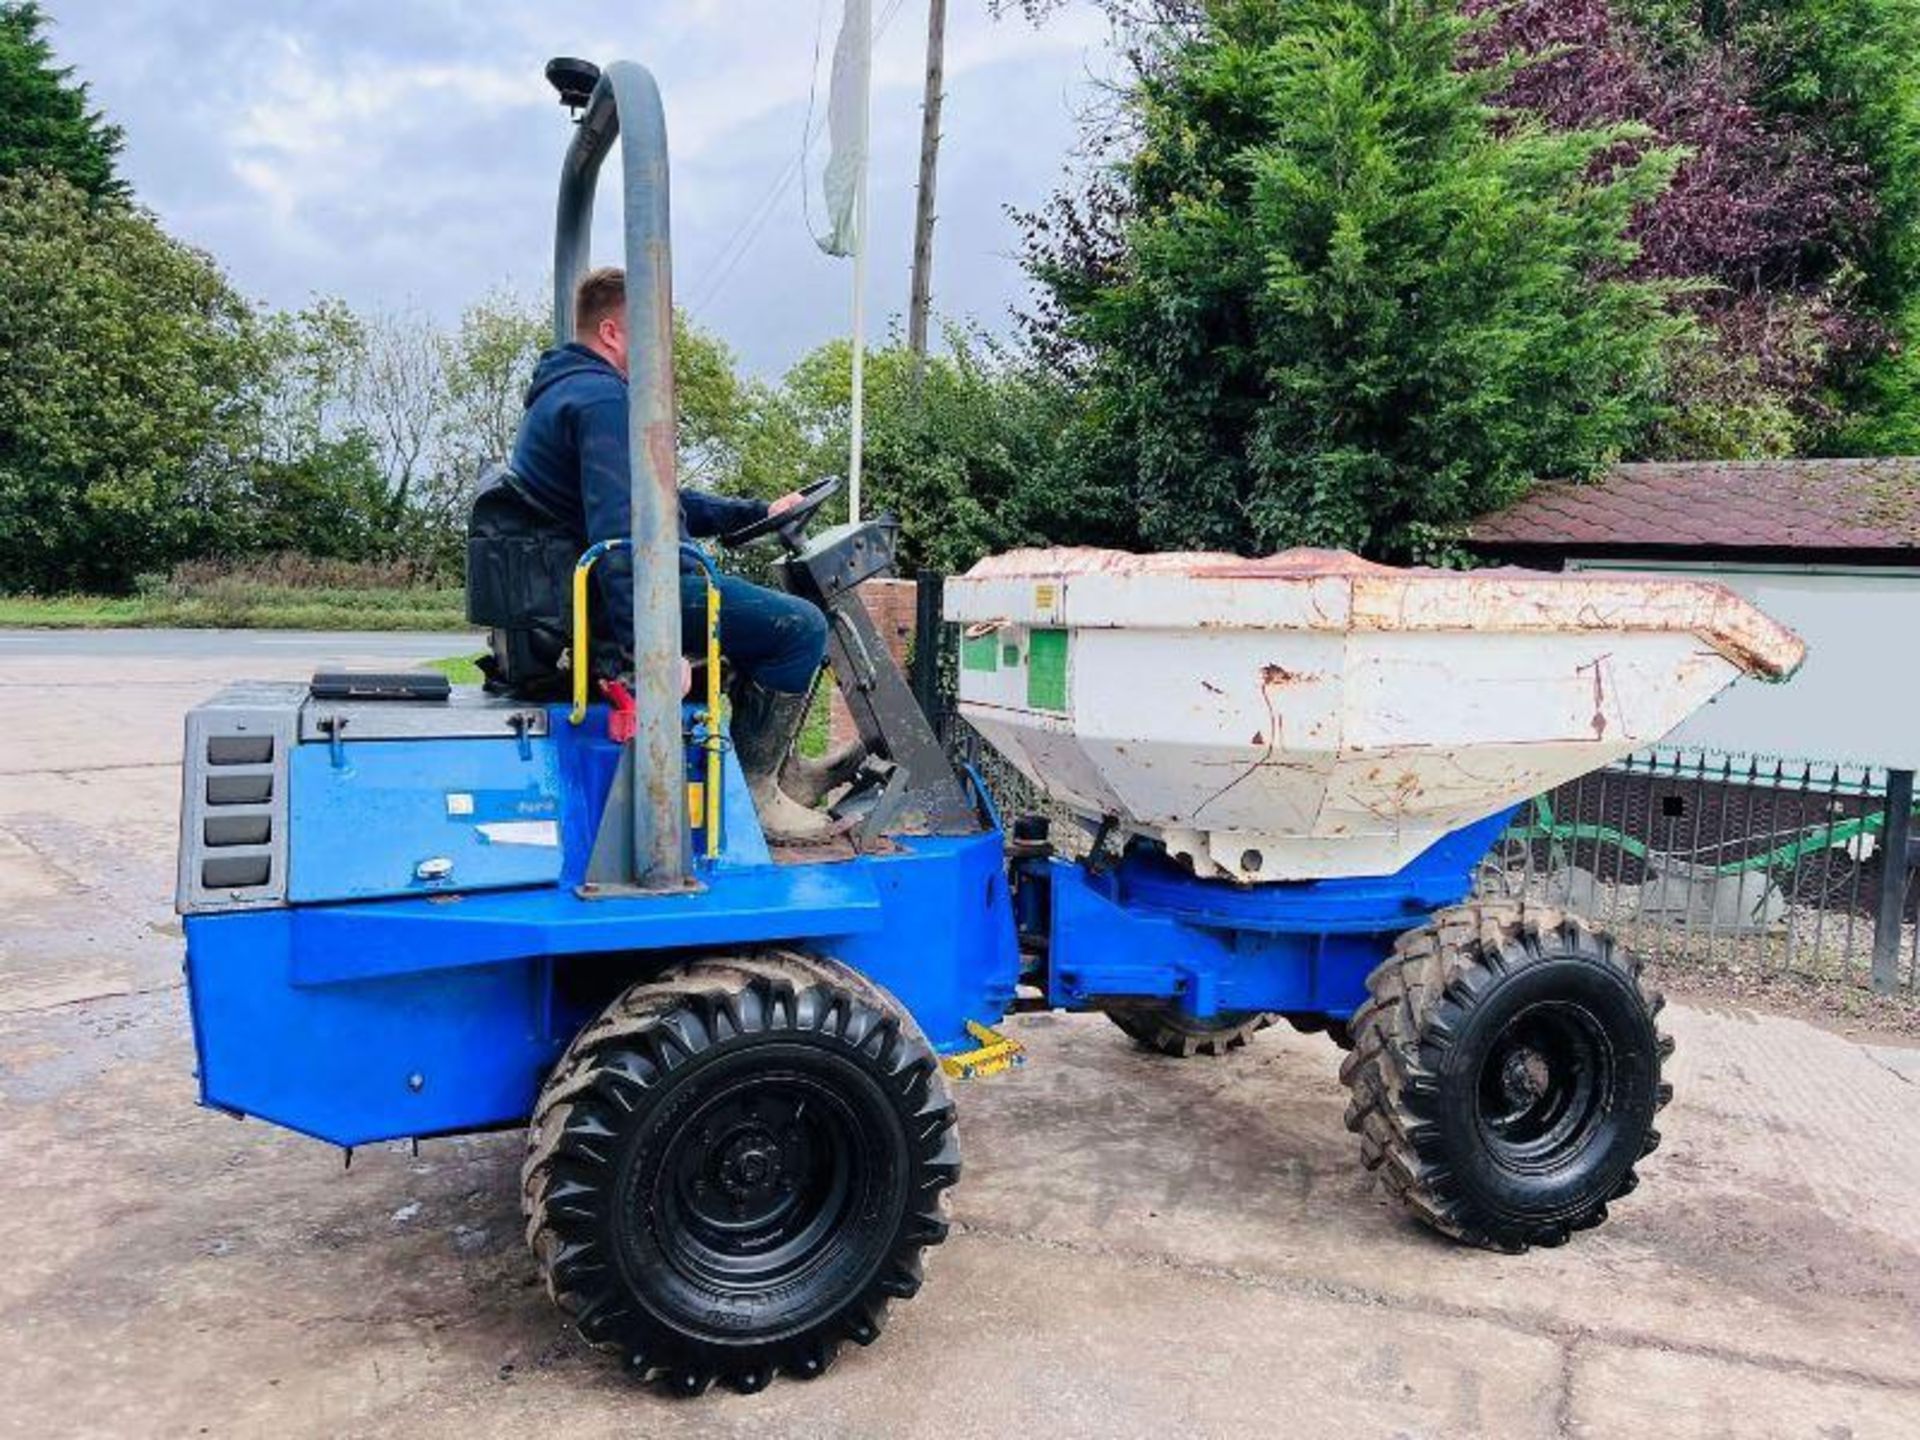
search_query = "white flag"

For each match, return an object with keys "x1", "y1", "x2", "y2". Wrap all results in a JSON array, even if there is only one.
[{"x1": 817, "y1": 0, "x2": 871, "y2": 258}]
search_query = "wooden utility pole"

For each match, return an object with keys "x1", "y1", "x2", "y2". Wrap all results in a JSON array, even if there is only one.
[{"x1": 907, "y1": 0, "x2": 947, "y2": 383}]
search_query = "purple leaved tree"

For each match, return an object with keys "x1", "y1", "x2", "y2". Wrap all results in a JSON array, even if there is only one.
[{"x1": 1468, "y1": 0, "x2": 1879, "y2": 447}]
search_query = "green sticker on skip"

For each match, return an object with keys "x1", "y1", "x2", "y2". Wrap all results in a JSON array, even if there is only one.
[{"x1": 1026, "y1": 629, "x2": 1069, "y2": 712}]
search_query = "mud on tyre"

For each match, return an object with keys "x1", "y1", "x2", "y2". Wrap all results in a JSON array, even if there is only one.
[
  {"x1": 1340, "y1": 903, "x2": 1673, "y2": 1251},
  {"x1": 521, "y1": 950, "x2": 959, "y2": 1394}
]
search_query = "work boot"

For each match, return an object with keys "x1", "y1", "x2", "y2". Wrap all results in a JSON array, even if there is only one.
[
  {"x1": 732, "y1": 680, "x2": 833, "y2": 843},
  {"x1": 780, "y1": 736, "x2": 867, "y2": 809}
]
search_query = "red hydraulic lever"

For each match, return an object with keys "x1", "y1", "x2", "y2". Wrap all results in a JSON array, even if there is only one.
[{"x1": 599, "y1": 679, "x2": 637, "y2": 743}]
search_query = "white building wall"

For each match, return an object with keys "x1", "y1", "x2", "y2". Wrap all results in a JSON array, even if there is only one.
[{"x1": 1566, "y1": 560, "x2": 1920, "y2": 771}]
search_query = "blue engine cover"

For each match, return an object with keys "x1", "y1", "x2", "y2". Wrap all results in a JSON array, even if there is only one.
[
  {"x1": 289, "y1": 737, "x2": 563, "y2": 902},
  {"x1": 184, "y1": 703, "x2": 1020, "y2": 1147}
]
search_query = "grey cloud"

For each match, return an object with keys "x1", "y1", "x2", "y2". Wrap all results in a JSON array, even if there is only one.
[{"x1": 39, "y1": 1, "x2": 1107, "y2": 376}]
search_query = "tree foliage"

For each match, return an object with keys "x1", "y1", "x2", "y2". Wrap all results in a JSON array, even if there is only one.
[
  {"x1": 1466, "y1": 0, "x2": 1891, "y2": 456},
  {"x1": 1022, "y1": 0, "x2": 1687, "y2": 560},
  {"x1": 1681, "y1": 0, "x2": 1920, "y2": 318},
  {"x1": 0, "y1": 2, "x2": 124, "y2": 199},
  {"x1": 734, "y1": 331, "x2": 1076, "y2": 572},
  {"x1": 218, "y1": 297, "x2": 776, "y2": 581},
  {"x1": 1015, "y1": 0, "x2": 1920, "y2": 461},
  {"x1": 0, "y1": 173, "x2": 252, "y2": 592},
  {"x1": 229, "y1": 298, "x2": 515, "y2": 574},
  {"x1": 1716, "y1": 0, "x2": 1920, "y2": 452},
  {"x1": 223, "y1": 437, "x2": 394, "y2": 562}
]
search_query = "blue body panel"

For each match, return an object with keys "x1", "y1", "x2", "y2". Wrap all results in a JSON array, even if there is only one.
[
  {"x1": 186, "y1": 828, "x2": 1018, "y2": 1147},
  {"x1": 1034, "y1": 807, "x2": 1518, "y2": 1021},
  {"x1": 185, "y1": 702, "x2": 1019, "y2": 1147},
  {"x1": 289, "y1": 737, "x2": 563, "y2": 902},
  {"x1": 181, "y1": 695, "x2": 1515, "y2": 1148}
]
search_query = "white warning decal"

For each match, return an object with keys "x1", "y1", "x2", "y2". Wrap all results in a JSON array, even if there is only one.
[{"x1": 475, "y1": 820, "x2": 560, "y2": 848}]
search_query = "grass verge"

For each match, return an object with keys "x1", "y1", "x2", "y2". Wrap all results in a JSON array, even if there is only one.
[
  {"x1": 423, "y1": 653, "x2": 487, "y2": 685},
  {"x1": 0, "y1": 586, "x2": 468, "y2": 631},
  {"x1": 800, "y1": 682, "x2": 832, "y2": 759}
]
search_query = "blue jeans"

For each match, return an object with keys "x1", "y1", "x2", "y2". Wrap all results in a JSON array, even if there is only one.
[{"x1": 680, "y1": 572, "x2": 828, "y2": 694}]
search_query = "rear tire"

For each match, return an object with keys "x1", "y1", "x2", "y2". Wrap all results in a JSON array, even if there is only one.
[
  {"x1": 1339, "y1": 903, "x2": 1672, "y2": 1252},
  {"x1": 1104, "y1": 1003, "x2": 1276, "y2": 1057},
  {"x1": 522, "y1": 951, "x2": 959, "y2": 1394}
]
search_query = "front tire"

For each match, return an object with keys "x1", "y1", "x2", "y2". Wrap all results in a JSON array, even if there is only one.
[
  {"x1": 521, "y1": 952, "x2": 959, "y2": 1394},
  {"x1": 1340, "y1": 904, "x2": 1672, "y2": 1251}
]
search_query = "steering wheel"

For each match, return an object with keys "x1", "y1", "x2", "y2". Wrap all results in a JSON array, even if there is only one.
[{"x1": 719, "y1": 476, "x2": 841, "y2": 551}]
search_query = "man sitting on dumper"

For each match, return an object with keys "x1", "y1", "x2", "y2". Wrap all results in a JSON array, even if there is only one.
[{"x1": 508, "y1": 266, "x2": 842, "y2": 842}]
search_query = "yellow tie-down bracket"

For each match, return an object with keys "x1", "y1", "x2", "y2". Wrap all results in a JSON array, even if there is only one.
[
  {"x1": 940, "y1": 1020, "x2": 1026, "y2": 1080},
  {"x1": 569, "y1": 538, "x2": 627, "y2": 726},
  {"x1": 570, "y1": 538, "x2": 727, "y2": 860}
]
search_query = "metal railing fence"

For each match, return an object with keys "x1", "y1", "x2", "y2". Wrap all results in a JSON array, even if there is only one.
[{"x1": 1479, "y1": 749, "x2": 1917, "y2": 992}]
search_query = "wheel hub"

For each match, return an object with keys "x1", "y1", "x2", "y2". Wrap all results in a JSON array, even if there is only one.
[
  {"x1": 716, "y1": 1130, "x2": 784, "y2": 1198},
  {"x1": 653, "y1": 1073, "x2": 865, "y2": 1290},
  {"x1": 1500, "y1": 1047, "x2": 1551, "y2": 1108},
  {"x1": 1476, "y1": 1001, "x2": 1614, "y2": 1172}
]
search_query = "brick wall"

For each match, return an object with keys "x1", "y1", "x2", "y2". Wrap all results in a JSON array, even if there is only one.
[{"x1": 826, "y1": 578, "x2": 919, "y2": 751}]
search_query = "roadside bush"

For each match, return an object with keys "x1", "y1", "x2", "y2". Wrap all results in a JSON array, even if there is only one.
[
  {"x1": 162, "y1": 553, "x2": 448, "y2": 593},
  {"x1": 138, "y1": 555, "x2": 461, "y2": 629}
]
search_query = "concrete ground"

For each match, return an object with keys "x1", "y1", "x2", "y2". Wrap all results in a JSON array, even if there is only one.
[{"x1": 4, "y1": 629, "x2": 1919, "y2": 1439}]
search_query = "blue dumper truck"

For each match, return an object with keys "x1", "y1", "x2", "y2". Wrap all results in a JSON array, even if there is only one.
[{"x1": 176, "y1": 58, "x2": 1674, "y2": 1396}]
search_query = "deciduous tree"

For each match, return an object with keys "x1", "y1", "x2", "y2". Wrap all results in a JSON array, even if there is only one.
[{"x1": 0, "y1": 173, "x2": 250, "y2": 591}]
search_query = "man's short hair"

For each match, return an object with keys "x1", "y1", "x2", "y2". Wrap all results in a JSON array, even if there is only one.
[{"x1": 575, "y1": 267, "x2": 626, "y2": 337}]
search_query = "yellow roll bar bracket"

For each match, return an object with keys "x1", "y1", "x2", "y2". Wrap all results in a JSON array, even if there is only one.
[
  {"x1": 570, "y1": 538, "x2": 726, "y2": 861},
  {"x1": 570, "y1": 538, "x2": 630, "y2": 725},
  {"x1": 682, "y1": 546, "x2": 725, "y2": 859}
]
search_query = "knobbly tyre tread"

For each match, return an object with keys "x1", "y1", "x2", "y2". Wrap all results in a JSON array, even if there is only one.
[
  {"x1": 1103, "y1": 1004, "x2": 1278, "y2": 1057},
  {"x1": 1337, "y1": 901, "x2": 1674, "y2": 1252},
  {"x1": 521, "y1": 949, "x2": 960, "y2": 1394}
]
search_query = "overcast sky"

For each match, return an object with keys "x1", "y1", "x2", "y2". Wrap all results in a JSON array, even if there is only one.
[{"x1": 39, "y1": 1, "x2": 1114, "y2": 376}]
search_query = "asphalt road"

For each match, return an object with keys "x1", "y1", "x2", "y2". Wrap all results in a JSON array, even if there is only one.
[
  {"x1": 3, "y1": 630, "x2": 1919, "y2": 1438},
  {"x1": 0, "y1": 627, "x2": 473, "y2": 659}
]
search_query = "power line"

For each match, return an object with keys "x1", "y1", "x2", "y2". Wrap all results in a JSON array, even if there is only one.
[
  {"x1": 689, "y1": 0, "x2": 905, "y2": 313},
  {"x1": 686, "y1": 0, "x2": 908, "y2": 317}
]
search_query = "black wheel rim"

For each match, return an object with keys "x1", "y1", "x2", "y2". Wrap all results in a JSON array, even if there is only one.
[
  {"x1": 1474, "y1": 1000, "x2": 1614, "y2": 1172},
  {"x1": 651, "y1": 1071, "x2": 870, "y2": 1293}
]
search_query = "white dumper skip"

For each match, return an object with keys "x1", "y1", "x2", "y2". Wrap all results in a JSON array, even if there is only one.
[{"x1": 945, "y1": 548, "x2": 1805, "y2": 883}]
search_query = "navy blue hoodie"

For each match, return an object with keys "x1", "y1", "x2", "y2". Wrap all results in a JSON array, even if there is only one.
[{"x1": 509, "y1": 343, "x2": 767, "y2": 641}]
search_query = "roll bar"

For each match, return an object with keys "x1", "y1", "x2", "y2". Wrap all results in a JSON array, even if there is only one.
[{"x1": 552, "y1": 61, "x2": 691, "y2": 891}]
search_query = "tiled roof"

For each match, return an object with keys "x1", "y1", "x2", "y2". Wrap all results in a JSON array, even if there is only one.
[{"x1": 1469, "y1": 459, "x2": 1920, "y2": 552}]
